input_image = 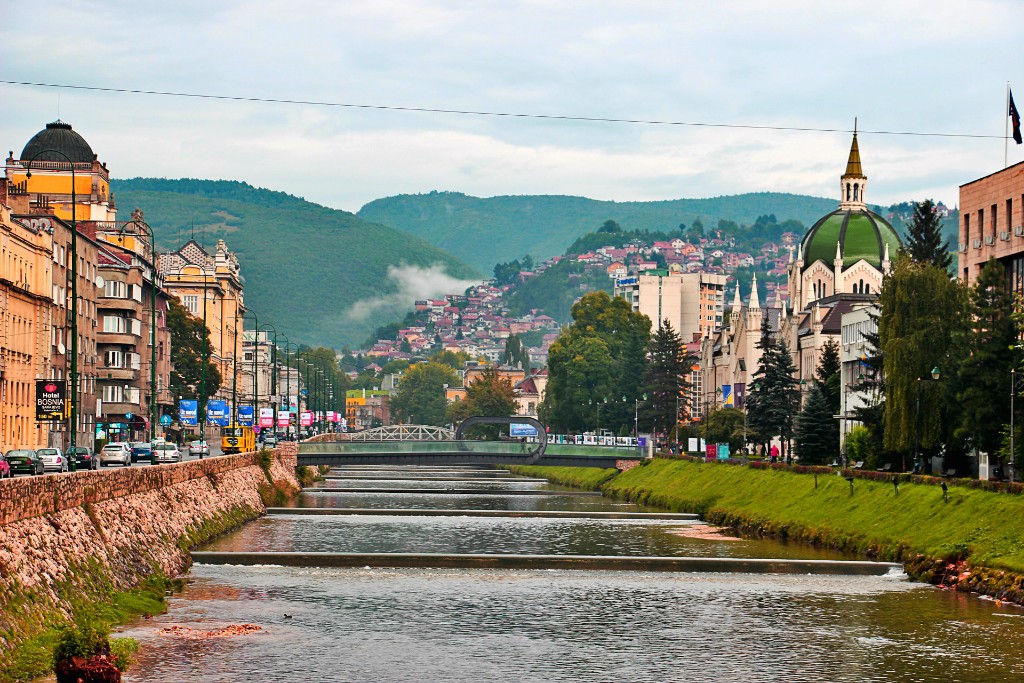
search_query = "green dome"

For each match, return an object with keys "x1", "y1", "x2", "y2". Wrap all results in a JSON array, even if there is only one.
[{"x1": 801, "y1": 209, "x2": 902, "y2": 271}]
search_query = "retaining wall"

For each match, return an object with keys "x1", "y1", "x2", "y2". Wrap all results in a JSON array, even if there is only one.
[{"x1": 0, "y1": 444, "x2": 299, "y2": 668}]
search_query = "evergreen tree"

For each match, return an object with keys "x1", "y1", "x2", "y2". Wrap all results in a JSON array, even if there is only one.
[
  {"x1": 640, "y1": 320, "x2": 691, "y2": 438},
  {"x1": 795, "y1": 385, "x2": 838, "y2": 465},
  {"x1": 812, "y1": 337, "x2": 841, "y2": 456},
  {"x1": 745, "y1": 318, "x2": 798, "y2": 457},
  {"x1": 957, "y1": 258, "x2": 1019, "y2": 464},
  {"x1": 903, "y1": 199, "x2": 952, "y2": 271}
]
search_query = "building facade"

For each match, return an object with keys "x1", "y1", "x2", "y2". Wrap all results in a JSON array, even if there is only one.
[
  {"x1": 615, "y1": 268, "x2": 728, "y2": 338},
  {"x1": 958, "y1": 160, "x2": 1024, "y2": 289}
]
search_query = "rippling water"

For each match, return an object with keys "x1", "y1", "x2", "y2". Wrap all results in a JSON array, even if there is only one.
[{"x1": 114, "y1": 467, "x2": 1024, "y2": 682}]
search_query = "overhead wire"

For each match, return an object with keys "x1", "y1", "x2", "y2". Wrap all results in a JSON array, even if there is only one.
[{"x1": 0, "y1": 79, "x2": 1009, "y2": 141}]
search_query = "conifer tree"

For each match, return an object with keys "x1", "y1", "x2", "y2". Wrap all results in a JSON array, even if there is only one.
[
  {"x1": 903, "y1": 199, "x2": 952, "y2": 271},
  {"x1": 795, "y1": 385, "x2": 837, "y2": 465},
  {"x1": 957, "y1": 258, "x2": 1019, "y2": 463},
  {"x1": 745, "y1": 318, "x2": 799, "y2": 458},
  {"x1": 641, "y1": 320, "x2": 691, "y2": 438},
  {"x1": 812, "y1": 338, "x2": 841, "y2": 456}
]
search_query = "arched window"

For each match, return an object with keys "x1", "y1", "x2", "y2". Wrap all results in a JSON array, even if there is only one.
[
  {"x1": 864, "y1": 283, "x2": 870, "y2": 294},
  {"x1": 859, "y1": 278, "x2": 864, "y2": 293},
  {"x1": 846, "y1": 184, "x2": 851, "y2": 201},
  {"x1": 853, "y1": 183, "x2": 860, "y2": 201}
]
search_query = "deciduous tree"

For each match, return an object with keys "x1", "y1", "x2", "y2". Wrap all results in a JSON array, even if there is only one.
[{"x1": 389, "y1": 362, "x2": 459, "y2": 426}]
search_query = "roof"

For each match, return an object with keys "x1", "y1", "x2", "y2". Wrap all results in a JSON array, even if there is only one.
[
  {"x1": 21, "y1": 121, "x2": 95, "y2": 164},
  {"x1": 844, "y1": 132, "x2": 863, "y2": 177},
  {"x1": 801, "y1": 209, "x2": 900, "y2": 271}
]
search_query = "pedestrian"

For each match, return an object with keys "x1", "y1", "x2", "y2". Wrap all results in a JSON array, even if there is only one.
[{"x1": 770, "y1": 444, "x2": 779, "y2": 463}]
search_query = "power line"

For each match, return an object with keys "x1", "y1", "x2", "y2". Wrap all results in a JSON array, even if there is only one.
[{"x1": 0, "y1": 79, "x2": 1008, "y2": 141}]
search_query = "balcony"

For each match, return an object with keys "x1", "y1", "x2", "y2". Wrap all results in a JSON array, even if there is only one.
[
  {"x1": 100, "y1": 402, "x2": 142, "y2": 418},
  {"x1": 97, "y1": 331, "x2": 140, "y2": 346},
  {"x1": 98, "y1": 297, "x2": 141, "y2": 312},
  {"x1": 100, "y1": 367, "x2": 139, "y2": 382}
]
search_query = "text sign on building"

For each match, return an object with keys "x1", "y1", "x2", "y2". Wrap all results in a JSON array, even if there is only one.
[
  {"x1": 179, "y1": 400, "x2": 198, "y2": 426},
  {"x1": 35, "y1": 380, "x2": 68, "y2": 421},
  {"x1": 259, "y1": 408, "x2": 275, "y2": 428}
]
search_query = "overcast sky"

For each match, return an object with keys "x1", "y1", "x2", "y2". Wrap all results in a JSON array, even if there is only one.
[{"x1": 3, "y1": 0, "x2": 1022, "y2": 213}]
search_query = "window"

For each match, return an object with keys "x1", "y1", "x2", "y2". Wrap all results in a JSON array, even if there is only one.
[
  {"x1": 104, "y1": 280, "x2": 127, "y2": 298},
  {"x1": 183, "y1": 295, "x2": 198, "y2": 314},
  {"x1": 103, "y1": 316, "x2": 127, "y2": 334}
]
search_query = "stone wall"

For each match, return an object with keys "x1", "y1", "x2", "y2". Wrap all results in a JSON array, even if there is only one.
[{"x1": 0, "y1": 445, "x2": 299, "y2": 665}]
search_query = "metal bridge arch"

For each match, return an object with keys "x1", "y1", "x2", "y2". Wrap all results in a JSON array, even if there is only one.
[
  {"x1": 347, "y1": 424, "x2": 456, "y2": 441},
  {"x1": 455, "y1": 416, "x2": 547, "y2": 463}
]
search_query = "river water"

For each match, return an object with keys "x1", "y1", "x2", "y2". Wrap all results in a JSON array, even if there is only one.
[{"x1": 117, "y1": 466, "x2": 1024, "y2": 682}]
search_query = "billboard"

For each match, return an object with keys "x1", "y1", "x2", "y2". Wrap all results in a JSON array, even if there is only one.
[
  {"x1": 35, "y1": 380, "x2": 68, "y2": 421},
  {"x1": 259, "y1": 408, "x2": 275, "y2": 428},
  {"x1": 207, "y1": 400, "x2": 229, "y2": 426},
  {"x1": 237, "y1": 405, "x2": 254, "y2": 426},
  {"x1": 179, "y1": 400, "x2": 198, "y2": 426},
  {"x1": 510, "y1": 423, "x2": 538, "y2": 437},
  {"x1": 277, "y1": 410, "x2": 291, "y2": 427},
  {"x1": 300, "y1": 411, "x2": 313, "y2": 427}
]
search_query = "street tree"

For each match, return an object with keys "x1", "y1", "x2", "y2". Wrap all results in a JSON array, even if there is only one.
[
  {"x1": 389, "y1": 362, "x2": 459, "y2": 426},
  {"x1": 167, "y1": 298, "x2": 221, "y2": 418},
  {"x1": 446, "y1": 367, "x2": 519, "y2": 438},
  {"x1": 956, "y1": 258, "x2": 1019, "y2": 466},
  {"x1": 704, "y1": 407, "x2": 748, "y2": 454},
  {"x1": 795, "y1": 384, "x2": 838, "y2": 465},
  {"x1": 902, "y1": 199, "x2": 952, "y2": 271},
  {"x1": 812, "y1": 337, "x2": 841, "y2": 457},
  {"x1": 641, "y1": 320, "x2": 692, "y2": 439},
  {"x1": 745, "y1": 319, "x2": 799, "y2": 458}
]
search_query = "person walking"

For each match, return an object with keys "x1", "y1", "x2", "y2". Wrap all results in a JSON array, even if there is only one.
[{"x1": 770, "y1": 443, "x2": 779, "y2": 463}]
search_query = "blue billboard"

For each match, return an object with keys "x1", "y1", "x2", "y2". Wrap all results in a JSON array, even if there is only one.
[
  {"x1": 179, "y1": 399, "x2": 198, "y2": 426},
  {"x1": 207, "y1": 400, "x2": 229, "y2": 426},
  {"x1": 237, "y1": 405, "x2": 254, "y2": 426},
  {"x1": 510, "y1": 423, "x2": 538, "y2": 437}
]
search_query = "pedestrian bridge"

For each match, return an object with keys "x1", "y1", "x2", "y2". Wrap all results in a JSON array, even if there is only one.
[{"x1": 298, "y1": 417, "x2": 643, "y2": 469}]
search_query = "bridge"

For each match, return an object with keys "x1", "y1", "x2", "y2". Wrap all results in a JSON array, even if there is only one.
[{"x1": 298, "y1": 417, "x2": 643, "y2": 469}]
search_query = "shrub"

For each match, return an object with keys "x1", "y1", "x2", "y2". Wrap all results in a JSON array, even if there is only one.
[
  {"x1": 53, "y1": 618, "x2": 110, "y2": 666},
  {"x1": 110, "y1": 637, "x2": 140, "y2": 670}
]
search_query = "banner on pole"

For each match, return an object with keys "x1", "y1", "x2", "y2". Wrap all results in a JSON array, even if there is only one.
[
  {"x1": 179, "y1": 400, "x2": 198, "y2": 426},
  {"x1": 237, "y1": 405, "x2": 254, "y2": 426}
]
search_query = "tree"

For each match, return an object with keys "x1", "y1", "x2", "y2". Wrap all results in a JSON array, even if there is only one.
[
  {"x1": 795, "y1": 385, "x2": 838, "y2": 465},
  {"x1": 704, "y1": 407, "x2": 747, "y2": 454},
  {"x1": 812, "y1": 338, "x2": 841, "y2": 457},
  {"x1": 167, "y1": 299, "x2": 221, "y2": 419},
  {"x1": 957, "y1": 258, "x2": 1019, "y2": 466},
  {"x1": 388, "y1": 362, "x2": 458, "y2": 426},
  {"x1": 446, "y1": 367, "x2": 519, "y2": 438},
  {"x1": 598, "y1": 219, "x2": 622, "y2": 233},
  {"x1": 641, "y1": 320, "x2": 692, "y2": 439},
  {"x1": 745, "y1": 318, "x2": 799, "y2": 459},
  {"x1": 903, "y1": 199, "x2": 952, "y2": 271},
  {"x1": 431, "y1": 350, "x2": 469, "y2": 370},
  {"x1": 879, "y1": 256, "x2": 966, "y2": 470},
  {"x1": 502, "y1": 334, "x2": 530, "y2": 371}
]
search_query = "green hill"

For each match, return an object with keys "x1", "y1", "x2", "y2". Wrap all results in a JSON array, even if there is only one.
[
  {"x1": 357, "y1": 191, "x2": 864, "y2": 272},
  {"x1": 111, "y1": 179, "x2": 481, "y2": 349},
  {"x1": 358, "y1": 191, "x2": 959, "y2": 274}
]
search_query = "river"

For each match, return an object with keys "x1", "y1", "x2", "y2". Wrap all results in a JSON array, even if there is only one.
[{"x1": 116, "y1": 465, "x2": 1024, "y2": 682}]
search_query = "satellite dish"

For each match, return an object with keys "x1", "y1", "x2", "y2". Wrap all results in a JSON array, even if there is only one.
[
  {"x1": 57, "y1": 342, "x2": 66, "y2": 355},
  {"x1": 95, "y1": 275, "x2": 105, "y2": 288}
]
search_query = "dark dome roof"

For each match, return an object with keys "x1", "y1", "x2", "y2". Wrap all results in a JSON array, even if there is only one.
[
  {"x1": 20, "y1": 120, "x2": 95, "y2": 163},
  {"x1": 801, "y1": 208, "x2": 902, "y2": 271}
]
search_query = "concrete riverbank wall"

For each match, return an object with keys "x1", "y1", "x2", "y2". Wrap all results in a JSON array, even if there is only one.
[{"x1": 0, "y1": 445, "x2": 300, "y2": 672}]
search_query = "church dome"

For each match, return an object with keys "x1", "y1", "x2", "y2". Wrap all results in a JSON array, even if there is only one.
[
  {"x1": 20, "y1": 120, "x2": 95, "y2": 163},
  {"x1": 801, "y1": 208, "x2": 902, "y2": 270}
]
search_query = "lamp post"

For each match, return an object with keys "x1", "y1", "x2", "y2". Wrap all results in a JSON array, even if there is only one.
[
  {"x1": 913, "y1": 366, "x2": 941, "y2": 474},
  {"x1": 634, "y1": 393, "x2": 647, "y2": 445},
  {"x1": 25, "y1": 151, "x2": 79, "y2": 470},
  {"x1": 258, "y1": 324, "x2": 279, "y2": 437},
  {"x1": 1011, "y1": 367, "x2": 1022, "y2": 483}
]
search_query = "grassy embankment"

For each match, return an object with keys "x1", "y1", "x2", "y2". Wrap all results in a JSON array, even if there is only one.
[{"x1": 508, "y1": 458, "x2": 1024, "y2": 596}]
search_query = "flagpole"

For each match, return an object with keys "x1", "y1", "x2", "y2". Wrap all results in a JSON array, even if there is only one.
[{"x1": 1006, "y1": 81, "x2": 1010, "y2": 168}]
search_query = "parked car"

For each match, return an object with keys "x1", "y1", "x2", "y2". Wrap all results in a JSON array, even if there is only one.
[
  {"x1": 37, "y1": 447, "x2": 68, "y2": 473},
  {"x1": 188, "y1": 440, "x2": 210, "y2": 457},
  {"x1": 153, "y1": 442, "x2": 182, "y2": 464},
  {"x1": 99, "y1": 443, "x2": 132, "y2": 467},
  {"x1": 5, "y1": 449, "x2": 44, "y2": 476},
  {"x1": 130, "y1": 442, "x2": 154, "y2": 463},
  {"x1": 67, "y1": 446, "x2": 98, "y2": 470},
  {"x1": 262, "y1": 435, "x2": 279, "y2": 448},
  {"x1": 0, "y1": 454, "x2": 10, "y2": 478}
]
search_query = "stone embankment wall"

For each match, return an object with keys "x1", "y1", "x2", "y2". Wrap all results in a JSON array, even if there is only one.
[{"x1": 0, "y1": 445, "x2": 299, "y2": 664}]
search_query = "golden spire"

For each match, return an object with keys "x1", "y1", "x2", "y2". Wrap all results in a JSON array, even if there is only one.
[{"x1": 844, "y1": 118, "x2": 863, "y2": 177}]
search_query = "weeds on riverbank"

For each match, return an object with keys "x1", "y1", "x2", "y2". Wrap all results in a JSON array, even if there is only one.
[{"x1": 504, "y1": 465, "x2": 618, "y2": 490}]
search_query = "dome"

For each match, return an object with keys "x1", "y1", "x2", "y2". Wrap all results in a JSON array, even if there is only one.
[
  {"x1": 800, "y1": 208, "x2": 902, "y2": 271},
  {"x1": 20, "y1": 120, "x2": 95, "y2": 164}
]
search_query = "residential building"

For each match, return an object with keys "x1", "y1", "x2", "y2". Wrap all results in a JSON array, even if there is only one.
[
  {"x1": 614, "y1": 267, "x2": 727, "y2": 339},
  {"x1": 958, "y1": 160, "x2": 1024, "y2": 289}
]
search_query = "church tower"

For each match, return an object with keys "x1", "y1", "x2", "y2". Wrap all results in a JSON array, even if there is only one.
[{"x1": 839, "y1": 126, "x2": 867, "y2": 211}]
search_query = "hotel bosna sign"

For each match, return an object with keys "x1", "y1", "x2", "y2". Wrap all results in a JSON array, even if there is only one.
[{"x1": 35, "y1": 380, "x2": 69, "y2": 421}]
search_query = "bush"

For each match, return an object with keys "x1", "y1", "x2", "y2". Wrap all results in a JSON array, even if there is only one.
[
  {"x1": 53, "y1": 618, "x2": 110, "y2": 665},
  {"x1": 110, "y1": 638, "x2": 140, "y2": 670}
]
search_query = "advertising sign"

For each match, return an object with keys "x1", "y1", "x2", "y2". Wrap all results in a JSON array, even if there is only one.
[
  {"x1": 277, "y1": 410, "x2": 291, "y2": 428},
  {"x1": 687, "y1": 437, "x2": 699, "y2": 453},
  {"x1": 300, "y1": 411, "x2": 313, "y2": 427},
  {"x1": 717, "y1": 443, "x2": 731, "y2": 460},
  {"x1": 259, "y1": 408, "x2": 275, "y2": 428},
  {"x1": 35, "y1": 380, "x2": 68, "y2": 421},
  {"x1": 733, "y1": 383, "x2": 746, "y2": 409},
  {"x1": 179, "y1": 400, "x2": 198, "y2": 426},
  {"x1": 705, "y1": 443, "x2": 717, "y2": 461},
  {"x1": 721, "y1": 385, "x2": 734, "y2": 407},
  {"x1": 160, "y1": 414, "x2": 172, "y2": 426},
  {"x1": 237, "y1": 405, "x2": 254, "y2": 426},
  {"x1": 207, "y1": 400, "x2": 229, "y2": 426},
  {"x1": 326, "y1": 410, "x2": 336, "y2": 423},
  {"x1": 510, "y1": 423, "x2": 538, "y2": 437}
]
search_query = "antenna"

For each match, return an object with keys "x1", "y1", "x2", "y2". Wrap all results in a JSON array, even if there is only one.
[{"x1": 854, "y1": 117, "x2": 858, "y2": 135}]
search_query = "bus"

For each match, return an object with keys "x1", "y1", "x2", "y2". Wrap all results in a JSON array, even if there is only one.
[{"x1": 221, "y1": 424, "x2": 256, "y2": 454}]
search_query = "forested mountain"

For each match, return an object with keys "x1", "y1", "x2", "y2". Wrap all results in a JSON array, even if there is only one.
[
  {"x1": 358, "y1": 191, "x2": 958, "y2": 273},
  {"x1": 111, "y1": 179, "x2": 481, "y2": 349}
]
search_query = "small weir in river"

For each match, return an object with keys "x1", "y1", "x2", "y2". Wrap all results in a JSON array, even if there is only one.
[{"x1": 117, "y1": 465, "x2": 1024, "y2": 682}]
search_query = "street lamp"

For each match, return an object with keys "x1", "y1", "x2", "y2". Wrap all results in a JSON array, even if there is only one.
[
  {"x1": 259, "y1": 324, "x2": 279, "y2": 437},
  {"x1": 25, "y1": 151, "x2": 79, "y2": 470},
  {"x1": 913, "y1": 366, "x2": 941, "y2": 474},
  {"x1": 634, "y1": 393, "x2": 647, "y2": 445}
]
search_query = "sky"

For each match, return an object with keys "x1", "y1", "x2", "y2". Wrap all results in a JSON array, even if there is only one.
[{"x1": 3, "y1": 0, "x2": 1023, "y2": 214}]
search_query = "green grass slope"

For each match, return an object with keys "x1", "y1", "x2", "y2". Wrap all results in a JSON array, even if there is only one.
[
  {"x1": 357, "y1": 191, "x2": 851, "y2": 273},
  {"x1": 112, "y1": 179, "x2": 481, "y2": 349}
]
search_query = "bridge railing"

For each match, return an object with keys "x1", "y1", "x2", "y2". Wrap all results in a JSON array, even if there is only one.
[{"x1": 298, "y1": 440, "x2": 641, "y2": 458}]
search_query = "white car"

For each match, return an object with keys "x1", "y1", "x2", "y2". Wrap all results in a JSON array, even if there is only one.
[
  {"x1": 37, "y1": 447, "x2": 68, "y2": 473},
  {"x1": 99, "y1": 443, "x2": 132, "y2": 467},
  {"x1": 188, "y1": 440, "x2": 211, "y2": 457},
  {"x1": 153, "y1": 442, "x2": 182, "y2": 464}
]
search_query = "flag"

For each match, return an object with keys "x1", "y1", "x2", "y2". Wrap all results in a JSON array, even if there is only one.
[{"x1": 1011, "y1": 88, "x2": 1022, "y2": 145}]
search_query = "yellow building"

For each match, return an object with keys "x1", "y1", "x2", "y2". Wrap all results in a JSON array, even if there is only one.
[
  {"x1": 0, "y1": 180, "x2": 55, "y2": 449},
  {"x1": 158, "y1": 239, "x2": 246, "y2": 406}
]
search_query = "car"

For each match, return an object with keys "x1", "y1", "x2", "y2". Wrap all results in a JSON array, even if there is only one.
[
  {"x1": 188, "y1": 440, "x2": 210, "y2": 457},
  {"x1": 130, "y1": 442, "x2": 153, "y2": 463},
  {"x1": 262, "y1": 435, "x2": 279, "y2": 448},
  {"x1": 152, "y1": 442, "x2": 182, "y2": 464},
  {"x1": 66, "y1": 446, "x2": 98, "y2": 470},
  {"x1": 5, "y1": 449, "x2": 44, "y2": 476},
  {"x1": 37, "y1": 447, "x2": 68, "y2": 473},
  {"x1": 0, "y1": 454, "x2": 10, "y2": 479},
  {"x1": 99, "y1": 443, "x2": 132, "y2": 467}
]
